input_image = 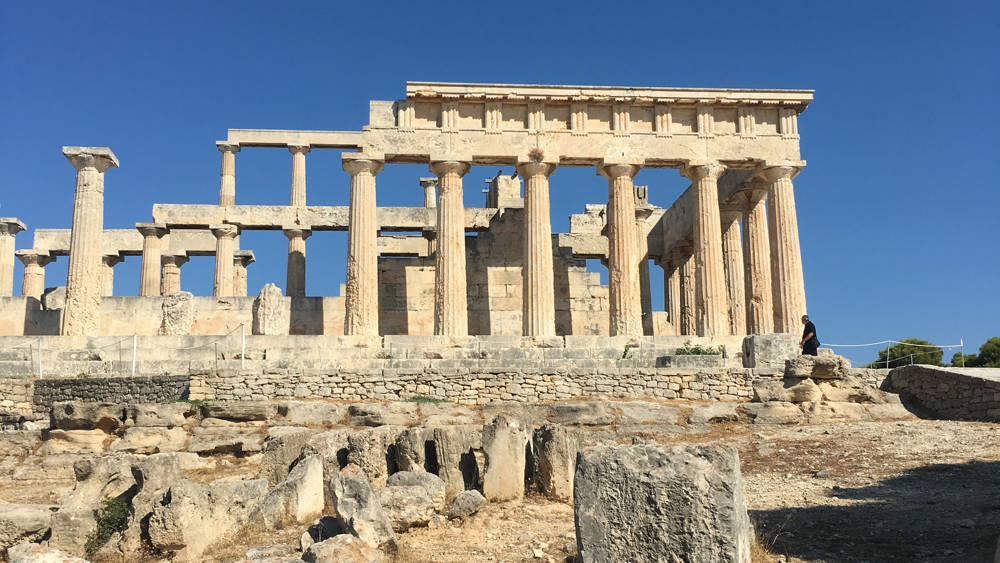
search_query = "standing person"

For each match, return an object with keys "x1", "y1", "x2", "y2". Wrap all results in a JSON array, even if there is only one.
[{"x1": 800, "y1": 315, "x2": 819, "y2": 356}]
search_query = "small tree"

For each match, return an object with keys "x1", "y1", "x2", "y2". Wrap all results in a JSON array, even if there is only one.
[
  {"x1": 866, "y1": 338, "x2": 943, "y2": 368},
  {"x1": 950, "y1": 352, "x2": 978, "y2": 367},
  {"x1": 975, "y1": 337, "x2": 1000, "y2": 367}
]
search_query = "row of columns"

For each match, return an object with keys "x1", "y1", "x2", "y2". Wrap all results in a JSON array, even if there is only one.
[{"x1": 662, "y1": 166, "x2": 806, "y2": 335}]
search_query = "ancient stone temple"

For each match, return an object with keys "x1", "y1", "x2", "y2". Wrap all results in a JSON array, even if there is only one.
[{"x1": 0, "y1": 81, "x2": 812, "y2": 342}]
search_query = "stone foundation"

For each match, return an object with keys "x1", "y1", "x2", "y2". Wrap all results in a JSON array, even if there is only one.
[{"x1": 887, "y1": 365, "x2": 1000, "y2": 421}]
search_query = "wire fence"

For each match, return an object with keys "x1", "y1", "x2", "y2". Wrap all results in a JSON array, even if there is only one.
[{"x1": 823, "y1": 339, "x2": 965, "y2": 369}]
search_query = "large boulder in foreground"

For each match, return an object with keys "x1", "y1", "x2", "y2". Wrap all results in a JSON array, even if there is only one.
[
  {"x1": 573, "y1": 444, "x2": 751, "y2": 563},
  {"x1": 304, "y1": 534, "x2": 384, "y2": 563},
  {"x1": 328, "y1": 464, "x2": 396, "y2": 550}
]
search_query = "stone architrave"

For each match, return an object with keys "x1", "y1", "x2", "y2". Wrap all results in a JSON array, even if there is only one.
[
  {"x1": 160, "y1": 255, "x2": 189, "y2": 296},
  {"x1": 721, "y1": 208, "x2": 746, "y2": 335},
  {"x1": 16, "y1": 250, "x2": 53, "y2": 300},
  {"x1": 253, "y1": 283, "x2": 289, "y2": 335},
  {"x1": 599, "y1": 162, "x2": 642, "y2": 337},
  {"x1": 741, "y1": 187, "x2": 773, "y2": 334},
  {"x1": 431, "y1": 160, "x2": 470, "y2": 337},
  {"x1": 678, "y1": 247, "x2": 695, "y2": 336},
  {"x1": 764, "y1": 166, "x2": 807, "y2": 332},
  {"x1": 0, "y1": 219, "x2": 26, "y2": 296},
  {"x1": 100, "y1": 255, "x2": 123, "y2": 296},
  {"x1": 288, "y1": 144, "x2": 310, "y2": 206},
  {"x1": 682, "y1": 163, "x2": 727, "y2": 337},
  {"x1": 343, "y1": 155, "x2": 384, "y2": 336},
  {"x1": 216, "y1": 142, "x2": 240, "y2": 206},
  {"x1": 517, "y1": 161, "x2": 557, "y2": 337},
  {"x1": 283, "y1": 229, "x2": 311, "y2": 298},
  {"x1": 211, "y1": 224, "x2": 239, "y2": 297},
  {"x1": 137, "y1": 223, "x2": 168, "y2": 297},
  {"x1": 234, "y1": 250, "x2": 255, "y2": 297},
  {"x1": 61, "y1": 146, "x2": 119, "y2": 336}
]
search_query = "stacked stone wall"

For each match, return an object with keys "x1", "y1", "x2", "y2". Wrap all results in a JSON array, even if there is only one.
[
  {"x1": 887, "y1": 365, "x2": 1000, "y2": 421},
  {"x1": 0, "y1": 376, "x2": 33, "y2": 413},
  {"x1": 32, "y1": 375, "x2": 189, "y2": 410}
]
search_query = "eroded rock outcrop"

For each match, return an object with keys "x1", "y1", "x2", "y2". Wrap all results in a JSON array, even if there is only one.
[{"x1": 328, "y1": 464, "x2": 396, "y2": 550}]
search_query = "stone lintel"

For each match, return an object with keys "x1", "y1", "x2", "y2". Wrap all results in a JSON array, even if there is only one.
[{"x1": 62, "y1": 146, "x2": 119, "y2": 170}]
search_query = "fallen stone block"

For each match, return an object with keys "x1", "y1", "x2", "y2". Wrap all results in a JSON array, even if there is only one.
[
  {"x1": 50, "y1": 401, "x2": 123, "y2": 432},
  {"x1": 250, "y1": 455, "x2": 325, "y2": 530},
  {"x1": 303, "y1": 534, "x2": 384, "y2": 563},
  {"x1": 803, "y1": 401, "x2": 869, "y2": 423},
  {"x1": 259, "y1": 427, "x2": 313, "y2": 486},
  {"x1": 110, "y1": 427, "x2": 186, "y2": 454},
  {"x1": 328, "y1": 464, "x2": 396, "y2": 550},
  {"x1": 615, "y1": 401, "x2": 680, "y2": 425},
  {"x1": 275, "y1": 401, "x2": 348, "y2": 427},
  {"x1": 188, "y1": 427, "x2": 263, "y2": 455},
  {"x1": 482, "y1": 414, "x2": 530, "y2": 502},
  {"x1": 384, "y1": 471, "x2": 446, "y2": 513},
  {"x1": 740, "y1": 402, "x2": 803, "y2": 425},
  {"x1": 574, "y1": 444, "x2": 751, "y2": 563},
  {"x1": 447, "y1": 489, "x2": 486, "y2": 519},
  {"x1": 0, "y1": 504, "x2": 55, "y2": 553},
  {"x1": 346, "y1": 426, "x2": 406, "y2": 488},
  {"x1": 533, "y1": 424, "x2": 578, "y2": 502},
  {"x1": 204, "y1": 401, "x2": 273, "y2": 421},
  {"x1": 687, "y1": 402, "x2": 740, "y2": 424},
  {"x1": 863, "y1": 403, "x2": 915, "y2": 420},
  {"x1": 126, "y1": 402, "x2": 192, "y2": 427},
  {"x1": 40, "y1": 429, "x2": 107, "y2": 455},
  {"x1": 8, "y1": 542, "x2": 90, "y2": 562},
  {"x1": 785, "y1": 354, "x2": 851, "y2": 379},
  {"x1": 377, "y1": 485, "x2": 434, "y2": 532},
  {"x1": 349, "y1": 403, "x2": 419, "y2": 427},
  {"x1": 546, "y1": 402, "x2": 615, "y2": 425}
]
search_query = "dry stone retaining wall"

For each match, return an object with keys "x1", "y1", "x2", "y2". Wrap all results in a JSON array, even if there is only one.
[
  {"x1": 887, "y1": 365, "x2": 1000, "y2": 421},
  {"x1": 32, "y1": 376, "x2": 189, "y2": 410}
]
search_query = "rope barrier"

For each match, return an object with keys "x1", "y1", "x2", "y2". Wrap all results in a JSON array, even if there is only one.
[
  {"x1": 157, "y1": 323, "x2": 246, "y2": 351},
  {"x1": 824, "y1": 339, "x2": 963, "y2": 349}
]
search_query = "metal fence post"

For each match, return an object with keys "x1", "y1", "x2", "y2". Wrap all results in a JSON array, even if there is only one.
[
  {"x1": 37, "y1": 338, "x2": 43, "y2": 379},
  {"x1": 241, "y1": 323, "x2": 246, "y2": 370},
  {"x1": 131, "y1": 334, "x2": 137, "y2": 377}
]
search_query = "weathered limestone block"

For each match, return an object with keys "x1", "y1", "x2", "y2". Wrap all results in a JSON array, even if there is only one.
[
  {"x1": 250, "y1": 455, "x2": 325, "y2": 530},
  {"x1": 159, "y1": 291, "x2": 195, "y2": 335},
  {"x1": 126, "y1": 402, "x2": 192, "y2": 427},
  {"x1": 533, "y1": 424, "x2": 578, "y2": 502},
  {"x1": 816, "y1": 378, "x2": 887, "y2": 404},
  {"x1": 740, "y1": 402, "x2": 803, "y2": 425},
  {"x1": 50, "y1": 401, "x2": 123, "y2": 432},
  {"x1": 303, "y1": 534, "x2": 385, "y2": 563},
  {"x1": 785, "y1": 354, "x2": 851, "y2": 379},
  {"x1": 110, "y1": 427, "x2": 187, "y2": 454},
  {"x1": 447, "y1": 489, "x2": 486, "y2": 519},
  {"x1": 346, "y1": 426, "x2": 406, "y2": 488},
  {"x1": 615, "y1": 402, "x2": 680, "y2": 425},
  {"x1": 306, "y1": 429, "x2": 352, "y2": 487},
  {"x1": 482, "y1": 414, "x2": 530, "y2": 501},
  {"x1": 546, "y1": 402, "x2": 615, "y2": 426},
  {"x1": 863, "y1": 403, "x2": 914, "y2": 420},
  {"x1": 259, "y1": 427, "x2": 313, "y2": 486},
  {"x1": 802, "y1": 401, "x2": 869, "y2": 423},
  {"x1": 188, "y1": 427, "x2": 263, "y2": 455},
  {"x1": 0, "y1": 504, "x2": 54, "y2": 553},
  {"x1": 574, "y1": 444, "x2": 751, "y2": 563},
  {"x1": 687, "y1": 402, "x2": 740, "y2": 424},
  {"x1": 328, "y1": 464, "x2": 397, "y2": 550},
  {"x1": 376, "y1": 485, "x2": 434, "y2": 532},
  {"x1": 40, "y1": 429, "x2": 107, "y2": 454},
  {"x1": 384, "y1": 471, "x2": 446, "y2": 514},
  {"x1": 253, "y1": 283, "x2": 289, "y2": 335},
  {"x1": 274, "y1": 401, "x2": 348, "y2": 427},
  {"x1": 349, "y1": 403, "x2": 419, "y2": 427},
  {"x1": 742, "y1": 334, "x2": 798, "y2": 368},
  {"x1": 205, "y1": 401, "x2": 273, "y2": 421},
  {"x1": 752, "y1": 377, "x2": 822, "y2": 403},
  {"x1": 8, "y1": 543, "x2": 90, "y2": 563}
]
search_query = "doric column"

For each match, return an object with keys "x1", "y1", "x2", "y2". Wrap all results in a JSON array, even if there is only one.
[
  {"x1": 419, "y1": 177, "x2": 438, "y2": 255},
  {"x1": 741, "y1": 187, "x2": 774, "y2": 334},
  {"x1": 599, "y1": 162, "x2": 642, "y2": 337},
  {"x1": 344, "y1": 155, "x2": 384, "y2": 336},
  {"x1": 216, "y1": 142, "x2": 240, "y2": 206},
  {"x1": 137, "y1": 223, "x2": 168, "y2": 296},
  {"x1": 16, "y1": 251, "x2": 53, "y2": 300},
  {"x1": 516, "y1": 161, "x2": 557, "y2": 337},
  {"x1": 764, "y1": 166, "x2": 807, "y2": 332},
  {"x1": 289, "y1": 144, "x2": 310, "y2": 206},
  {"x1": 61, "y1": 147, "x2": 118, "y2": 336},
  {"x1": 636, "y1": 207, "x2": 654, "y2": 336},
  {"x1": 233, "y1": 250, "x2": 255, "y2": 297},
  {"x1": 0, "y1": 219, "x2": 26, "y2": 296},
  {"x1": 160, "y1": 255, "x2": 189, "y2": 296},
  {"x1": 678, "y1": 246, "x2": 696, "y2": 336},
  {"x1": 211, "y1": 224, "x2": 239, "y2": 297},
  {"x1": 431, "y1": 160, "x2": 470, "y2": 337},
  {"x1": 284, "y1": 228, "x2": 312, "y2": 298},
  {"x1": 665, "y1": 252, "x2": 682, "y2": 330},
  {"x1": 681, "y1": 163, "x2": 727, "y2": 337},
  {"x1": 721, "y1": 208, "x2": 747, "y2": 335},
  {"x1": 101, "y1": 255, "x2": 123, "y2": 296}
]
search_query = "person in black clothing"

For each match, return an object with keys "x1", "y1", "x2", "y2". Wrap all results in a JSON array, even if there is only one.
[{"x1": 800, "y1": 315, "x2": 819, "y2": 356}]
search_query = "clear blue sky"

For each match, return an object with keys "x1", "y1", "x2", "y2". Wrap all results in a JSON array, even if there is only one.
[{"x1": 2, "y1": 1, "x2": 997, "y2": 365}]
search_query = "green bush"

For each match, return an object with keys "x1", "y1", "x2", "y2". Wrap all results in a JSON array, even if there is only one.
[
  {"x1": 85, "y1": 497, "x2": 130, "y2": 556},
  {"x1": 675, "y1": 341, "x2": 722, "y2": 356}
]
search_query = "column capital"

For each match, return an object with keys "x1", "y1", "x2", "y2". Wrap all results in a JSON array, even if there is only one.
[
  {"x1": 283, "y1": 227, "x2": 312, "y2": 240},
  {"x1": 429, "y1": 160, "x2": 470, "y2": 177},
  {"x1": 597, "y1": 162, "x2": 640, "y2": 180},
  {"x1": 102, "y1": 254, "x2": 124, "y2": 267},
  {"x1": 161, "y1": 254, "x2": 190, "y2": 267},
  {"x1": 16, "y1": 250, "x2": 54, "y2": 267},
  {"x1": 210, "y1": 224, "x2": 239, "y2": 239},
  {"x1": 719, "y1": 205, "x2": 743, "y2": 224},
  {"x1": 63, "y1": 146, "x2": 119, "y2": 172},
  {"x1": 234, "y1": 250, "x2": 256, "y2": 267},
  {"x1": 515, "y1": 161, "x2": 557, "y2": 178},
  {"x1": 343, "y1": 154, "x2": 384, "y2": 176},
  {"x1": 418, "y1": 177, "x2": 438, "y2": 189},
  {"x1": 288, "y1": 144, "x2": 311, "y2": 155},
  {"x1": 0, "y1": 218, "x2": 26, "y2": 237},
  {"x1": 758, "y1": 165, "x2": 799, "y2": 183},
  {"x1": 136, "y1": 222, "x2": 168, "y2": 238},
  {"x1": 680, "y1": 162, "x2": 725, "y2": 182},
  {"x1": 216, "y1": 141, "x2": 241, "y2": 154}
]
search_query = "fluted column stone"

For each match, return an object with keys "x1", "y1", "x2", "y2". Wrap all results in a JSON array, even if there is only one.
[
  {"x1": 217, "y1": 142, "x2": 240, "y2": 206},
  {"x1": 17, "y1": 251, "x2": 53, "y2": 300},
  {"x1": 284, "y1": 229, "x2": 311, "y2": 298},
  {"x1": 160, "y1": 255, "x2": 188, "y2": 296},
  {"x1": 431, "y1": 160, "x2": 470, "y2": 337},
  {"x1": 101, "y1": 255, "x2": 122, "y2": 296},
  {"x1": 764, "y1": 166, "x2": 807, "y2": 332},
  {"x1": 61, "y1": 146, "x2": 118, "y2": 336},
  {"x1": 289, "y1": 145, "x2": 310, "y2": 206},
  {"x1": 344, "y1": 156, "x2": 384, "y2": 336},
  {"x1": 665, "y1": 252, "x2": 682, "y2": 331},
  {"x1": 211, "y1": 224, "x2": 239, "y2": 297},
  {"x1": 682, "y1": 163, "x2": 728, "y2": 337},
  {"x1": 137, "y1": 223, "x2": 168, "y2": 297},
  {"x1": 678, "y1": 247, "x2": 695, "y2": 336},
  {"x1": 636, "y1": 207, "x2": 654, "y2": 336},
  {"x1": 741, "y1": 187, "x2": 774, "y2": 334},
  {"x1": 599, "y1": 162, "x2": 642, "y2": 337},
  {"x1": 234, "y1": 250, "x2": 255, "y2": 297},
  {"x1": 0, "y1": 219, "x2": 26, "y2": 296},
  {"x1": 517, "y1": 161, "x2": 557, "y2": 337},
  {"x1": 721, "y1": 209, "x2": 747, "y2": 335},
  {"x1": 419, "y1": 177, "x2": 438, "y2": 255}
]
